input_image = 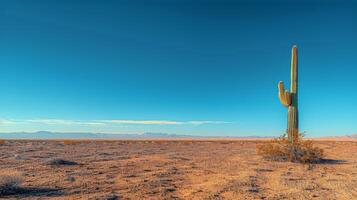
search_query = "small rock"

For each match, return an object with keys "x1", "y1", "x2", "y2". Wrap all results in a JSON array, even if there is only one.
[
  {"x1": 106, "y1": 194, "x2": 118, "y2": 200},
  {"x1": 66, "y1": 176, "x2": 76, "y2": 182}
]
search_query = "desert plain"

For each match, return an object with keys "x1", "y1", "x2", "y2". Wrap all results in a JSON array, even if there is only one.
[{"x1": 0, "y1": 139, "x2": 356, "y2": 200}]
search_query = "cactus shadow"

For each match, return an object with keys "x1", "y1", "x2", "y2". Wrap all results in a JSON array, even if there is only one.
[
  {"x1": 316, "y1": 158, "x2": 347, "y2": 165},
  {"x1": 1, "y1": 187, "x2": 64, "y2": 197}
]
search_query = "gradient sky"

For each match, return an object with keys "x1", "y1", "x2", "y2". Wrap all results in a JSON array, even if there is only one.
[{"x1": 0, "y1": 0, "x2": 356, "y2": 137}]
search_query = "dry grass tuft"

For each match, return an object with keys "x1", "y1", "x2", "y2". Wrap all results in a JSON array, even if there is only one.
[
  {"x1": 0, "y1": 170, "x2": 23, "y2": 194},
  {"x1": 257, "y1": 135, "x2": 324, "y2": 163},
  {"x1": 0, "y1": 139, "x2": 5, "y2": 145}
]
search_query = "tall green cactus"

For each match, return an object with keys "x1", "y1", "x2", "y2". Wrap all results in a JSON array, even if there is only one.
[{"x1": 278, "y1": 45, "x2": 299, "y2": 143}]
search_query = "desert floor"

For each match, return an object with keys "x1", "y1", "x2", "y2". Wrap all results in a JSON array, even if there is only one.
[{"x1": 0, "y1": 139, "x2": 356, "y2": 200}]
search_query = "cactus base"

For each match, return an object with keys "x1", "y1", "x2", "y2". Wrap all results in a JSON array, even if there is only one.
[{"x1": 287, "y1": 106, "x2": 299, "y2": 143}]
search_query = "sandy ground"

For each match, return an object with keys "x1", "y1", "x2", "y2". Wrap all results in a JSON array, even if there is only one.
[{"x1": 0, "y1": 139, "x2": 356, "y2": 200}]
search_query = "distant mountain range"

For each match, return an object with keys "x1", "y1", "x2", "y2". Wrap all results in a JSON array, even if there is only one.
[
  {"x1": 0, "y1": 131, "x2": 355, "y2": 139},
  {"x1": 0, "y1": 131, "x2": 271, "y2": 139},
  {"x1": 0, "y1": 131, "x2": 195, "y2": 139},
  {"x1": 319, "y1": 134, "x2": 357, "y2": 140}
]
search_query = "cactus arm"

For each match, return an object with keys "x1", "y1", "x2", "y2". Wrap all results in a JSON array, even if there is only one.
[
  {"x1": 285, "y1": 90, "x2": 291, "y2": 105},
  {"x1": 278, "y1": 81, "x2": 291, "y2": 107}
]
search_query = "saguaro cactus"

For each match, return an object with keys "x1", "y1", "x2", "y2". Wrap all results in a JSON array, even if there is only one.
[{"x1": 278, "y1": 45, "x2": 299, "y2": 143}]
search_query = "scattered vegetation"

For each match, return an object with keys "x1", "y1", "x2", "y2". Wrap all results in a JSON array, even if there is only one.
[
  {"x1": 47, "y1": 158, "x2": 79, "y2": 166},
  {"x1": 257, "y1": 134, "x2": 324, "y2": 163},
  {"x1": 0, "y1": 170, "x2": 23, "y2": 195}
]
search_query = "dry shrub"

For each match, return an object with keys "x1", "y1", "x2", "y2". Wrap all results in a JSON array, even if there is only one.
[
  {"x1": 257, "y1": 135, "x2": 324, "y2": 163},
  {"x1": 0, "y1": 139, "x2": 5, "y2": 145},
  {"x1": 0, "y1": 170, "x2": 23, "y2": 194}
]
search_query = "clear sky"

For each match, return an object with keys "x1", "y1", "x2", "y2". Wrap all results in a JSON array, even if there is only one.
[{"x1": 0, "y1": 0, "x2": 356, "y2": 137}]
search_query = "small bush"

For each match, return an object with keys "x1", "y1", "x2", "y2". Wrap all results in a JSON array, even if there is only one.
[
  {"x1": 0, "y1": 170, "x2": 23, "y2": 194},
  {"x1": 0, "y1": 139, "x2": 5, "y2": 145},
  {"x1": 257, "y1": 135, "x2": 323, "y2": 163}
]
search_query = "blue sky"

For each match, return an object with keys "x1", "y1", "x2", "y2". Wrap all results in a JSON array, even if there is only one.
[{"x1": 0, "y1": 0, "x2": 356, "y2": 137}]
